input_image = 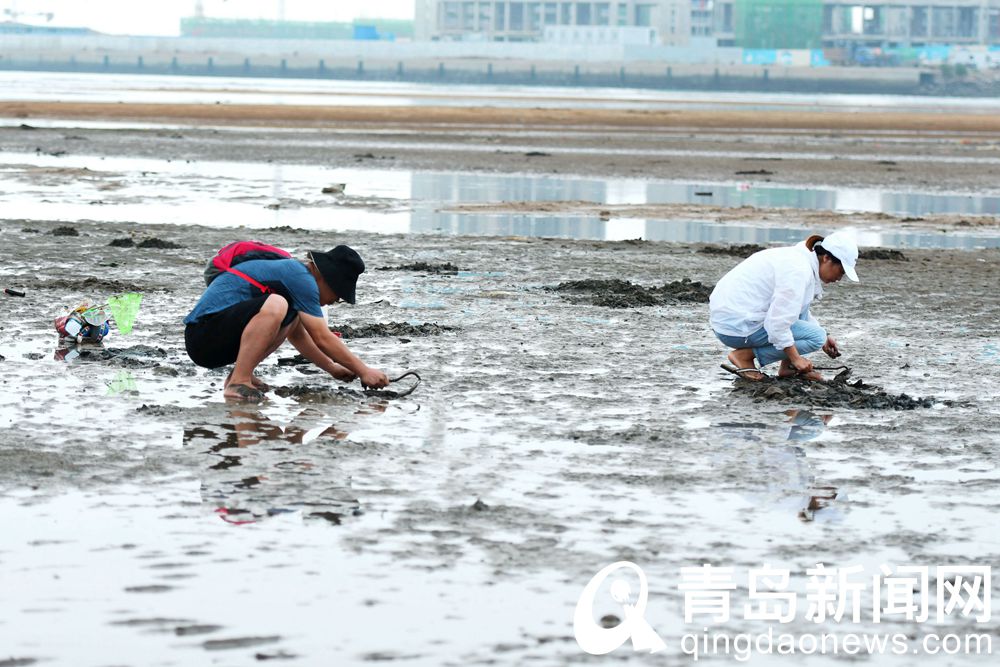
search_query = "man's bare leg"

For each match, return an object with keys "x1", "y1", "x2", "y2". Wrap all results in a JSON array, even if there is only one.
[
  {"x1": 727, "y1": 348, "x2": 765, "y2": 381},
  {"x1": 224, "y1": 317, "x2": 297, "y2": 392},
  {"x1": 224, "y1": 295, "x2": 292, "y2": 401}
]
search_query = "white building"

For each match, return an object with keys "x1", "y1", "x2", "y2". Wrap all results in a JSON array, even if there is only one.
[
  {"x1": 415, "y1": 1, "x2": 691, "y2": 46},
  {"x1": 416, "y1": 0, "x2": 1000, "y2": 47}
]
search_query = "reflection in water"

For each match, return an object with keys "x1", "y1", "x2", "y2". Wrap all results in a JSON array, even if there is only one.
[
  {"x1": 785, "y1": 409, "x2": 833, "y2": 443},
  {"x1": 5, "y1": 151, "x2": 999, "y2": 249},
  {"x1": 712, "y1": 409, "x2": 841, "y2": 523},
  {"x1": 106, "y1": 370, "x2": 138, "y2": 396},
  {"x1": 799, "y1": 486, "x2": 840, "y2": 523},
  {"x1": 413, "y1": 172, "x2": 1000, "y2": 217},
  {"x1": 183, "y1": 407, "x2": 361, "y2": 526},
  {"x1": 412, "y1": 211, "x2": 1000, "y2": 249},
  {"x1": 783, "y1": 410, "x2": 841, "y2": 523}
]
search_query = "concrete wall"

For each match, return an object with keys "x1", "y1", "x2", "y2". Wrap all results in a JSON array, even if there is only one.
[{"x1": 0, "y1": 33, "x2": 738, "y2": 64}]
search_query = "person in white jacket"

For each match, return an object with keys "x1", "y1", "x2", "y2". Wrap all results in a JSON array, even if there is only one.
[{"x1": 709, "y1": 231, "x2": 859, "y2": 381}]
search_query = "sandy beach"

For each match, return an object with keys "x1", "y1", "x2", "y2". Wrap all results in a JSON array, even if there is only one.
[{"x1": 1, "y1": 87, "x2": 998, "y2": 665}]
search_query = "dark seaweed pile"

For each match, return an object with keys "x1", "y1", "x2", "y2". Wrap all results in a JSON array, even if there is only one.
[
  {"x1": 698, "y1": 244, "x2": 765, "y2": 258},
  {"x1": 551, "y1": 278, "x2": 713, "y2": 308},
  {"x1": 333, "y1": 322, "x2": 457, "y2": 339},
  {"x1": 377, "y1": 262, "x2": 461, "y2": 274},
  {"x1": 731, "y1": 374, "x2": 934, "y2": 410},
  {"x1": 859, "y1": 248, "x2": 908, "y2": 261}
]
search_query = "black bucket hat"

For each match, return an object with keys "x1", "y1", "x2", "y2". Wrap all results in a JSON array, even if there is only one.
[{"x1": 308, "y1": 245, "x2": 365, "y2": 304}]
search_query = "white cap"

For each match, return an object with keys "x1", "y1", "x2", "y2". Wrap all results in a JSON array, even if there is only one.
[{"x1": 819, "y1": 231, "x2": 859, "y2": 282}]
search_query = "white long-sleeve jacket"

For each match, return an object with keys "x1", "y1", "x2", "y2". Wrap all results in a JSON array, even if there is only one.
[{"x1": 709, "y1": 242, "x2": 823, "y2": 350}]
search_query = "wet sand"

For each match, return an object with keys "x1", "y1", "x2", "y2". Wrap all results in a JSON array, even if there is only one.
[
  {"x1": 7, "y1": 100, "x2": 1000, "y2": 130},
  {"x1": 1, "y1": 218, "x2": 998, "y2": 664},
  {"x1": 4, "y1": 100, "x2": 1000, "y2": 194},
  {"x1": 1, "y1": 98, "x2": 999, "y2": 665}
]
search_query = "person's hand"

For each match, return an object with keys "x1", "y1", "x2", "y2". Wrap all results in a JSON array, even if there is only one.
[
  {"x1": 359, "y1": 367, "x2": 390, "y2": 389},
  {"x1": 792, "y1": 356, "x2": 814, "y2": 374},
  {"x1": 329, "y1": 364, "x2": 357, "y2": 383},
  {"x1": 823, "y1": 336, "x2": 841, "y2": 358}
]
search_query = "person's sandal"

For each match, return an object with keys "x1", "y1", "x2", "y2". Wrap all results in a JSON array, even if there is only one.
[
  {"x1": 226, "y1": 384, "x2": 266, "y2": 402},
  {"x1": 720, "y1": 362, "x2": 767, "y2": 380}
]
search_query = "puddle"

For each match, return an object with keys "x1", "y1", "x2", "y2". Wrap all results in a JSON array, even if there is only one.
[
  {"x1": 415, "y1": 212, "x2": 1000, "y2": 249},
  {"x1": 551, "y1": 278, "x2": 713, "y2": 308},
  {"x1": 3, "y1": 152, "x2": 999, "y2": 249}
]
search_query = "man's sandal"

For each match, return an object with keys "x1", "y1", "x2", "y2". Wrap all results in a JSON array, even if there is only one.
[{"x1": 226, "y1": 384, "x2": 266, "y2": 402}]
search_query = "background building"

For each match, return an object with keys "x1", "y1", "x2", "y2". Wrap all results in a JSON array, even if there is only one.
[
  {"x1": 415, "y1": 0, "x2": 1000, "y2": 48},
  {"x1": 415, "y1": 1, "x2": 691, "y2": 46},
  {"x1": 180, "y1": 17, "x2": 412, "y2": 41}
]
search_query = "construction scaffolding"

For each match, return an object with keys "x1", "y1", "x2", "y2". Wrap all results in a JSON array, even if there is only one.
[{"x1": 734, "y1": 0, "x2": 823, "y2": 48}]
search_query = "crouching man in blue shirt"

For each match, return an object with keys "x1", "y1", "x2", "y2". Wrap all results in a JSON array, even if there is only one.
[{"x1": 184, "y1": 245, "x2": 390, "y2": 401}]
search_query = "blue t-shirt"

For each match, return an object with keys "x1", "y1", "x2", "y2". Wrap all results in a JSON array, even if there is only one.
[{"x1": 184, "y1": 259, "x2": 323, "y2": 325}]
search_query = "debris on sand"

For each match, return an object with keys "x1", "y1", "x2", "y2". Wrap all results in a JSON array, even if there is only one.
[
  {"x1": 377, "y1": 262, "x2": 461, "y2": 274},
  {"x1": 335, "y1": 322, "x2": 458, "y2": 339},
  {"x1": 136, "y1": 238, "x2": 182, "y2": 249},
  {"x1": 731, "y1": 374, "x2": 933, "y2": 410},
  {"x1": 859, "y1": 248, "x2": 908, "y2": 261},
  {"x1": 321, "y1": 183, "x2": 346, "y2": 194},
  {"x1": 109, "y1": 237, "x2": 135, "y2": 248},
  {"x1": 41, "y1": 276, "x2": 145, "y2": 293},
  {"x1": 471, "y1": 498, "x2": 489, "y2": 511},
  {"x1": 273, "y1": 383, "x2": 414, "y2": 401},
  {"x1": 56, "y1": 345, "x2": 169, "y2": 369},
  {"x1": 51, "y1": 226, "x2": 80, "y2": 237},
  {"x1": 276, "y1": 354, "x2": 316, "y2": 367},
  {"x1": 552, "y1": 278, "x2": 713, "y2": 308},
  {"x1": 699, "y1": 243, "x2": 765, "y2": 258},
  {"x1": 136, "y1": 404, "x2": 185, "y2": 417}
]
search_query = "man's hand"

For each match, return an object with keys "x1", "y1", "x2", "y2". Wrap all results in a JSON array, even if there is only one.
[
  {"x1": 359, "y1": 368, "x2": 390, "y2": 389},
  {"x1": 329, "y1": 364, "x2": 357, "y2": 383},
  {"x1": 823, "y1": 336, "x2": 841, "y2": 359}
]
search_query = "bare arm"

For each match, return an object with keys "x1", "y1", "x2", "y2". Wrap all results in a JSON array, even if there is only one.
[
  {"x1": 287, "y1": 319, "x2": 356, "y2": 382},
  {"x1": 298, "y1": 314, "x2": 390, "y2": 388}
]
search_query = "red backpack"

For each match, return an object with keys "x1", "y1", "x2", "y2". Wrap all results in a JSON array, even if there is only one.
[{"x1": 203, "y1": 241, "x2": 292, "y2": 294}]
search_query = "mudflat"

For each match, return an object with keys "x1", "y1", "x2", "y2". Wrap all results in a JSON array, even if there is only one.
[
  {"x1": 1, "y1": 96, "x2": 998, "y2": 664},
  {"x1": 4, "y1": 100, "x2": 1000, "y2": 194}
]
